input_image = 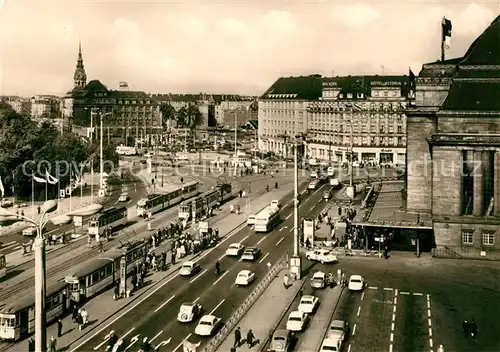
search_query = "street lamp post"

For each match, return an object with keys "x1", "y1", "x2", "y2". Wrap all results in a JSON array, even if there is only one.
[
  {"x1": 345, "y1": 104, "x2": 362, "y2": 199},
  {"x1": 233, "y1": 110, "x2": 238, "y2": 177},
  {"x1": 289, "y1": 134, "x2": 304, "y2": 280},
  {"x1": 0, "y1": 202, "x2": 102, "y2": 352}
]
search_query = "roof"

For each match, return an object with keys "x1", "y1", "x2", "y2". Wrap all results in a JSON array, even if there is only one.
[
  {"x1": 110, "y1": 90, "x2": 153, "y2": 101},
  {"x1": 261, "y1": 75, "x2": 323, "y2": 100},
  {"x1": 1, "y1": 280, "x2": 68, "y2": 314},
  {"x1": 441, "y1": 81, "x2": 500, "y2": 111},
  {"x1": 461, "y1": 15, "x2": 500, "y2": 66},
  {"x1": 65, "y1": 250, "x2": 123, "y2": 279}
]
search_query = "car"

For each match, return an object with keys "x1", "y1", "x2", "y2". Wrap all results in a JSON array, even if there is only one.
[
  {"x1": 235, "y1": 270, "x2": 256, "y2": 286},
  {"x1": 305, "y1": 249, "x2": 338, "y2": 264},
  {"x1": 308, "y1": 180, "x2": 319, "y2": 190},
  {"x1": 118, "y1": 193, "x2": 129, "y2": 202},
  {"x1": 194, "y1": 315, "x2": 222, "y2": 336},
  {"x1": 297, "y1": 295, "x2": 320, "y2": 314},
  {"x1": 323, "y1": 189, "x2": 332, "y2": 199},
  {"x1": 268, "y1": 329, "x2": 295, "y2": 352},
  {"x1": 242, "y1": 247, "x2": 261, "y2": 261},
  {"x1": 348, "y1": 275, "x2": 365, "y2": 291},
  {"x1": 177, "y1": 303, "x2": 203, "y2": 323},
  {"x1": 22, "y1": 227, "x2": 37, "y2": 237},
  {"x1": 285, "y1": 311, "x2": 308, "y2": 332},
  {"x1": 247, "y1": 215, "x2": 256, "y2": 226},
  {"x1": 327, "y1": 320, "x2": 349, "y2": 341},
  {"x1": 179, "y1": 261, "x2": 201, "y2": 276},
  {"x1": 271, "y1": 200, "x2": 282, "y2": 208},
  {"x1": 310, "y1": 171, "x2": 318, "y2": 178},
  {"x1": 310, "y1": 271, "x2": 326, "y2": 289},
  {"x1": 226, "y1": 243, "x2": 245, "y2": 256},
  {"x1": 319, "y1": 337, "x2": 342, "y2": 352}
]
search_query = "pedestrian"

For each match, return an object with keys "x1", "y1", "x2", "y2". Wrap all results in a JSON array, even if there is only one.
[
  {"x1": 437, "y1": 345, "x2": 444, "y2": 352},
  {"x1": 57, "y1": 318, "x2": 63, "y2": 337},
  {"x1": 48, "y1": 336, "x2": 57, "y2": 352},
  {"x1": 99, "y1": 240, "x2": 104, "y2": 253},
  {"x1": 72, "y1": 306, "x2": 78, "y2": 323},
  {"x1": 283, "y1": 274, "x2": 289, "y2": 289},
  {"x1": 81, "y1": 308, "x2": 88, "y2": 328},
  {"x1": 469, "y1": 319, "x2": 477, "y2": 338},
  {"x1": 246, "y1": 329, "x2": 255, "y2": 347},
  {"x1": 234, "y1": 327, "x2": 241, "y2": 347},
  {"x1": 462, "y1": 320, "x2": 469, "y2": 337},
  {"x1": 114, "y1": 284, "x2": 120, "y2": 300},
  {"x1": 28, "y1": 337, "x2": 35, "y2": 352},
  {"x1": 299, "y1": 289, "x2": 304, "y2": 297},
  {"x1": 131, "y1": 275, "x2": 137, "y2": 291}
]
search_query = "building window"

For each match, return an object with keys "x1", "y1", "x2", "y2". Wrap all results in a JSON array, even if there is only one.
[
  {"x1": 397, "y1": 125, "x2": 403, "y2": 133},
  {"x1": 482, "y1": 232, "x2": 495, "y2": 246},
  {"x1": 462, "y1": 230, "x2": 474, "y2": 245}
]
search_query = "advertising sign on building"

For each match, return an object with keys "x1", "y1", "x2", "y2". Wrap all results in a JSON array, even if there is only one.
[{"x1": 303, "y1": 219, "x2": 315, "y2": 245}]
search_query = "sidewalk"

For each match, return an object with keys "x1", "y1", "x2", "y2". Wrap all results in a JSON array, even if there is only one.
[
  {"x1": 294, "y1": 286, "x2": 344, "y2": 351},
  {"x1": 216, "y1": 270, "x2": 304, "y2": 352},
  {"x1": 7, "y1": 183, "x2": 296, "y2": 352},
  {"x1": 0, "y1": 173, "x2": 109, "y2": 239}
]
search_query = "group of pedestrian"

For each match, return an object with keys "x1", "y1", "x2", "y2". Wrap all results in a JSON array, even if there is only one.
[
  {"x1": 71, "y1": 306, "x2": 89, "y2": 330},
  {"x1": 463, "y1": 319, "x2": 478, "y2": 340},
  {"x1": 233, "y1": 327, "x2": 255, "y2": 349}
]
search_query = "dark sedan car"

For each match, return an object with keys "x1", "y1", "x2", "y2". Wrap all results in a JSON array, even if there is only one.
[{"x1": 241, "y1": 247, "x2": 262, "y2": 261}]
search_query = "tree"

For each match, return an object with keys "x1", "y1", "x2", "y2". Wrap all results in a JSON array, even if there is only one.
[
  {"x1": 185, "y1": 104, "x2": 204, "y2": 141},
  {"x1": 176, "y1": 106, "x2": 188, "y2": 127},
  {"x1": 160, "y1": 103, "x2": 176, "y2": 127},
  {"x1": 88, "y1": 141, "x2": 119, "y2": 174}
]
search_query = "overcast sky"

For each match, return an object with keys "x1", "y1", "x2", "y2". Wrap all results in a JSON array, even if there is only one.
[{"x1": 0, "y1": 1, "x2": 497, "y2": 97}]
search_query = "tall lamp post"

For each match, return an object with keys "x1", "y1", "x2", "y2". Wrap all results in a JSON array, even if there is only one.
[
  {"x1": 98, "y1": 112, "x2": 112, "y2": 198},
  {"x1": 345, "y1": 103, "x2": 362, "y2": 199},
  {"x1": 0, "y1": 201, "x2": 103, "y2": 352},
  {"x1": 290, "y1": 133, "x2": 305, "y2": 279}
]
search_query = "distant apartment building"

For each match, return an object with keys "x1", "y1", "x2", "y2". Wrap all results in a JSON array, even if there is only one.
[
  {"x1": 2, "y1": 96, "x2": 31, "y2": 116},
  {"x1": 31, "y1": 95, "x2": 61, "y2": 119},
  {"x1": 258, "y1": 74, "x2": 410, "y2": 165}
]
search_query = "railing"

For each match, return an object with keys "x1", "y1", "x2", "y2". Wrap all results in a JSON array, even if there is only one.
[{"x1": 202, "y1": 254, "x2": 288, "y2": 352}]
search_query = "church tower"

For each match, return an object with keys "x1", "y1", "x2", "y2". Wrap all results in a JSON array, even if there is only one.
[{"x1": 73, "y1": 41, "x2": 87, "y2": 89}]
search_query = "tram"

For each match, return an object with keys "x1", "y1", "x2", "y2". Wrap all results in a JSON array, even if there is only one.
[
  {"x1": 136, "y1": 181, "x2": 200, "y2": 217},
  {"x1": 178, "y1": 183, "x2": 232, "y2": 220},
  {"x1": 64, "y1": 240, "x2": 147, "y2": 303},
  {"x1": 0, "y1": 280, "x2": 69, "y2": 341},
  {"x1": 0, "y1": 253, "x2": 6, "y2": 279},
  {"x1": 88, "y1": 206, "x2": 128, "y2": 236}
]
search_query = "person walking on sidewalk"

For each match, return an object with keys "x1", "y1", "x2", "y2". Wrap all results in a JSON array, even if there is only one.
[
  {"x1": 246, "y1": 329, "x2": 255, "y2": 347},
  {"x1": 80, "y1": 308, "x2": 89, "y2": 329},
  {"x1": 283, "y1": 274, "x2": 289, "y2": 289},
  {"x1": 28, "y1": 337, "x2": 35, "y2": 352},
  {"x1": 234, "y1": 327, "x2": 242, "y2": 347},
  {"x1": 99, "y1": 239, "x2": 104, "y2": 253},
  {"x1": 48, "y1": 336, "x2": 57, "y2": 352},
  {"x1": 57, "y1": 318, "x2": 63, "y2": 337}
]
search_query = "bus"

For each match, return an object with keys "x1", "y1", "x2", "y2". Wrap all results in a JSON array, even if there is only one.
[
  {"x1": 254, "y1": 205, "x2": 281, "y2": 233},
  {"x1": 88, "y1": 206, "x2": 128, "y2": 236},
  {"x1": 0, "y1": 253, "x2": 6, "y2": 279},
  {"x1": 136, "y1": 181, "x2": 200, "y2": 217},
  {"x1": 116, "y1": 145, "x2": 137, "y2": 156},
  {"x1": 178, "y1": 183, "x2": 232, "y2": 220}
]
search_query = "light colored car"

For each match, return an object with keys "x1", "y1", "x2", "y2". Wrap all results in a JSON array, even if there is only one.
[
  {"x1": 308, "y1": 180, "x2": 319, "y2": 190},
  {"x1": 118, "y1": 193, "x2": 129, "y2": 202},
  {"x1": 226, "y1": 243, "x2": 245, "y2": 256},
  {"x1": 323, "y1": 189, "x2": 332, "y2": 199},
  {"x1": 247, "y1": 215, "x2": 256, "y2": 226},
  {"x1": 310, "y1": 171, "x2": 318, "y2": 178},
  {"x1": 310, "y1": 271, "x2": 326, "y2": 289},
  {"x1": 319, "y1": 337, "x2": 342, "y2": 352},
  {"x1": 179, "y1": 261, "x2": 201, "y2": 276},
  {"x1": 235, "y1": 270, "x2": 256, "y2": 286},
  {"x1": 297, "y1": 295, "x2": 319, "y2": 314},
  {"x1": 241, "y1": 247, "x2": 261, "y2": 261},
  {"x1": 268, "y1": 329, "x2": 294, "y2": 352},
  {"x1": 22, "y1": 227, "x2": 37, "y2": 237},
  {"x1": 305, "y1": 249, "x2": 338, "y2": 264},
  {"x1": 177, "y1": 303, "x2": 203, "y2": 323},
  {"x1": 194, "y1": 315, "x2": 222, "y2": 336},
  {"x1": 348, "y1": 275, "x2": 365, "y2": 291},
  {"x1": 286, "y1": 311, "x2": 308, "y2": 332},
  {"x1": 271, "y1": 199, "x2": 282, "y2": 208},
  {"x1": 327, "y1": 320, "x2": 349, "y2": 341}
]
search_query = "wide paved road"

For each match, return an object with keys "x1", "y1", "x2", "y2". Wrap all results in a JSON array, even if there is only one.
[
  {"x1": 76, "y1": 182, "x2": 334, "y2": 352},
  {"x1": 317, "y1": 255, "x2": 500, "y2": 352}
]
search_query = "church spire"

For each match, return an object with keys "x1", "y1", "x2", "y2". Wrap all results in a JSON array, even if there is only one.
[{"x1": 73, "y1": 40, "x2": 87, "y2": 89}]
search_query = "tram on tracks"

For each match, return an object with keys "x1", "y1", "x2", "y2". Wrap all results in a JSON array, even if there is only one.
[
  {"x1": 136, "y1": 180, "x2": 200, "y2": 217},
  {"x1": 64, "y1": 240, "x2": 148, "y2": 303},
  {"x1": 0, "y1": 279, "x2": 69, "y2": 341},
  {"x1": 0, "y1": 253, "x2": 6, "y2": 279},
  {"x1": 178, "y1": 183, "x2": 232, "y2": 220},
  {"x1": 88, "y1": 206, "x2": 128, "y2": 236}
]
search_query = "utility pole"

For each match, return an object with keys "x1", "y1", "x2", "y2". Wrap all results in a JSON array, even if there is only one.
[
  {"x1": 234, "y1": 111, "x2": 238, "y2": 177},
  {"x1": 100, "y1": 111, "x2": 104, "y2": 192},
  {"x1": 290, "y1": 134, "x2": 302, "y2": 280}
]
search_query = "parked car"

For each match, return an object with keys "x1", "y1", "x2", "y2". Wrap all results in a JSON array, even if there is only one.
[
  {"x1": 310, "y1": 271, "x2": 326, "y2": 289},
  {"x1": 286, "y1": 311, "x2": 308, "y2": 332},
  {"x1": 242, "y1": 247, "x2": 261, "y2": 261},
  {"x1": 348, "y1": 275, "x2": 365, "y2": 291},
  {"x1": 226, "y1": 243, "x2": 245, "y2": 257},
  {"x1": 297, "y1": 295, "x2": 319, "y2": 314},
  {"x1": 268, "y1": 329, "x2": 295, "y2": 352},
  {"x1": 194, "y1": 315, "x2": 222, "y2": 336},
  {"x1": 235, "y1": 270, "x2": 256, "y2": 286},
  {"x1": 177, "y1": 303, "x2": 203, "y2": 323},
  {"x1": 179, "y1": 261, "x2": 201, "y2": 276},
  {"x1": 305, "y1": 249, "x2": 338, "y2": 264}
]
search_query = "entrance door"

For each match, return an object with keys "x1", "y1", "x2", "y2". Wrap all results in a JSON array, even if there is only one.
[{"x1": 19, "y1": 310, "x2": 29, "y2": 336}]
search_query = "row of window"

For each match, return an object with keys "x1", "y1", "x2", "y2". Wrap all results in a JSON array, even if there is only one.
[
  {"x1": 308, "y1": 124, "x2": 405, "y2": 134},
  {"x1": 116, "y1": 100, "x2": 152, "y2": 105},
  {"x1": 260, "y1": 100, "x2": 407, "y2": 111},
  {"x1": 461, "y1": 230, "x2": 496, "y2": 246},
  {"x1": 308, "y1": 136, "x2": 406, "y2": 147}
]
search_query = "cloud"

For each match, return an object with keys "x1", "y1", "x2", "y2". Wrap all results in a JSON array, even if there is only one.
[
  {"x1": 217, "y1": 17, "x2": 248, "y2": 37},
  {"x1": 331, "y1": 4, "x2": 380, "y2": 28},
  {"x1": 454, "y1": 3, "x2": 495, "y2": 37},
  {"x1": 260, "y1": 10, "x2": 297, "y2": 35},
  {"x1": 176, "y1": 17, "x2": 206, "y2": 38}
]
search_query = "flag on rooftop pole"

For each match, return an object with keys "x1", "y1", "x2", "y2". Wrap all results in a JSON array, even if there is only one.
[
  {"x1": 46, "y1": 171, "x2": 58, "y2": 185},
  {"x1": 441, "y1": 17, "x2": 452, "y2": 60}
]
